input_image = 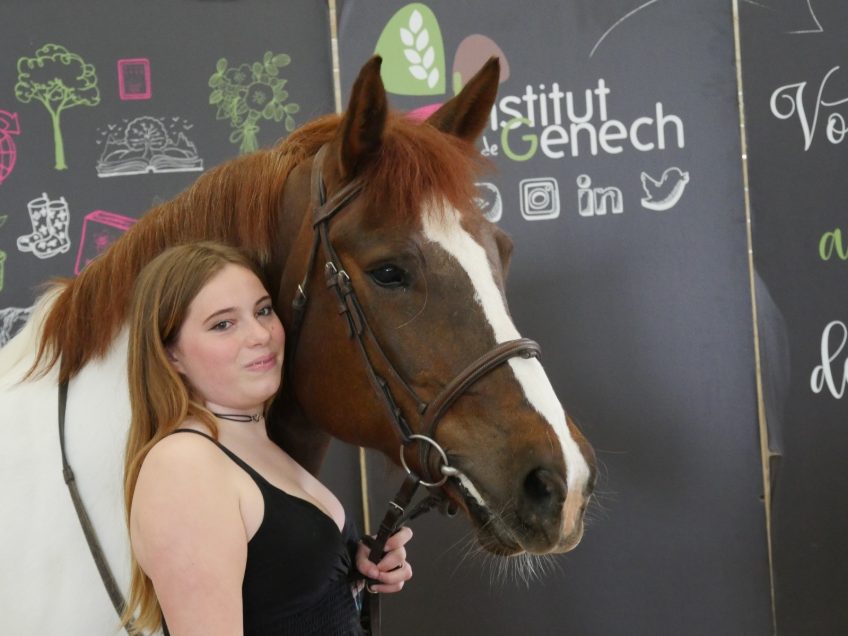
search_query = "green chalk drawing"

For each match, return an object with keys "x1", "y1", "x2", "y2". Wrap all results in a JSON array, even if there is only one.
[
  {"x1": 209, "y1": 52, "x2": 300, "y2": 154},
  {"x1": 15, "y1": 44, "x2": 100, "y2": 171},
  {"x1": 375, "y1": 3, "x2": 445, "y2": 96}
]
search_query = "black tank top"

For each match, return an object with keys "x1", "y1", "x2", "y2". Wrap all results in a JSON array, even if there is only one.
[{"x1": 161, "y1": 429, "x2": 363, "y2": 635}]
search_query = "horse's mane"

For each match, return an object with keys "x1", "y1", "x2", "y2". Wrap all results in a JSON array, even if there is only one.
[{"x1": 31, "y1": 110, "x2": 487, "y2": 383}]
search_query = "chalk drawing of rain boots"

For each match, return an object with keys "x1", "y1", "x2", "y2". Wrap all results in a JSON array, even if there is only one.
[
  {"x1": 31, "y1": 196, "x2": 71, "y2": 259},
  {"x1": 17, "y1": 193, "x2": 53, "y2": 254}
]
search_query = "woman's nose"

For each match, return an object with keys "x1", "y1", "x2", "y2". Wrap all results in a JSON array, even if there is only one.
[{"x1": 246, "y1": 317, "x2": 272, "y2": 345}]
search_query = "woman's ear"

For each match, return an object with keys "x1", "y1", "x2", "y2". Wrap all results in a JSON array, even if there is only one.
[{"x1": 165, "y1": 346, "x2": 185, "y2": 374}]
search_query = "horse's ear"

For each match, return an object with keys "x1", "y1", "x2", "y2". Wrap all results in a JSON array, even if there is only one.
[
  {"x1": 426, "y1": 57, "x2": 500, "y2": 142},
  {"x1": 337, "y1": 56, "x2": 388, "y2": 178}
]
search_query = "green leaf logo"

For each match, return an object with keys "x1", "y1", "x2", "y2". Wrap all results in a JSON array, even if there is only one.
[{"x1": 375, "y1": 3, "x2": 445, "y2": 96}]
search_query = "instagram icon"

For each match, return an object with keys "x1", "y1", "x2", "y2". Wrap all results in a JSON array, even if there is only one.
[{"x1": 519, "y1": 177, "x2": 560, "y2": 220}]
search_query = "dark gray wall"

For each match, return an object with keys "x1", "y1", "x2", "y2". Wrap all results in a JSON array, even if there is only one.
[{"x1": 340, "y1": 1, "x2": 773, "y2": 634}]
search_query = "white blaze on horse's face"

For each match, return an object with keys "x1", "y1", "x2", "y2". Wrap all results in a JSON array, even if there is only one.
[{"x1": 421, "y1": 202, "x2": 593, "y2": 552}]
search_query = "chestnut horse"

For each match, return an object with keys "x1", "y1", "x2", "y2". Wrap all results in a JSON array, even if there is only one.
[{"x1": 0, "y1": 57, "x2": 595, "y2": 633}]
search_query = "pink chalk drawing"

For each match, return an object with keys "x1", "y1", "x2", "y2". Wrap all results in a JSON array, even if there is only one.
[
  {"x1": 0, "y1": 111, "x2": 21, "y2": 185},
  {"x1": 118, "y1": 58, "x2": 152, "y2": 100},
  {"x1": 406, "y1": 103, "x2": 442, "y2": 121},
  {"x1": 74, "y1": 210, "x2": 137, "y2": 274}
]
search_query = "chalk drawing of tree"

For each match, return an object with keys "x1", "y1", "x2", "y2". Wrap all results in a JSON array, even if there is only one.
[{"x1": 15, "y1": 44, "x2": 100, "y2": 170}]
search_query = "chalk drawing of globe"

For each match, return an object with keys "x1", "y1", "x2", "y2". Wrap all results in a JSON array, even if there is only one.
[
  {"x1": 0, "y1": 136, "x2": 16, "y2": 184},
  {"x1": 0, "y1": 112, "x2": 20, "y2": 185}
]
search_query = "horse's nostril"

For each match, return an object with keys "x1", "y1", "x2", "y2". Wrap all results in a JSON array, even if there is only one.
[{"x1": 522, "y1": 467, "x2": 566, "y2": 508}]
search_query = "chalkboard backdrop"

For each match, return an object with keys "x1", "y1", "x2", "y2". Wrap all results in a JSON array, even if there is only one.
[
  {"x1": 0, "y1": 1, "x2": 844, "y2": 634},
  {"x1": 740, "y1": 3, "x2": 848, "y2": 634}
]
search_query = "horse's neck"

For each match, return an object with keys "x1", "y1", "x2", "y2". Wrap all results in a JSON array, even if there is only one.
[{"x1": 267, "y1": 387, "x2": 331, "y2": 476}]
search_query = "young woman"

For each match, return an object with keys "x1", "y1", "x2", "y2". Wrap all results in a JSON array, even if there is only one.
[{"x1": 122, "y1": 242, "x2": 412, "y2": 635}]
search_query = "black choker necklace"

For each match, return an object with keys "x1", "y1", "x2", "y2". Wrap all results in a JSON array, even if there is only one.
[{"x1": 212, "y1": 412, "x2": 264, "y2": 423}]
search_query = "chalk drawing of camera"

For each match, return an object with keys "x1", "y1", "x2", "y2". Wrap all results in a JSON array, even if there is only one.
[{"x1": 519, "y1": 177, "x2": 560, "y2": 221}]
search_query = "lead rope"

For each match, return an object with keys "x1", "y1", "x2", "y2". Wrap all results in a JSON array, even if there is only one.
[{"x1": 58, "y1": 380, "x2": 134, "y2": 633}]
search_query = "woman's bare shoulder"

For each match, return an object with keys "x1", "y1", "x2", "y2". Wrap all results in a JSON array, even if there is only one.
[
  {"x1": 141, "y1": 427, "x2": 223, "y2": 474},
  {"x1": 132, "y1": 425, "x2": 237, "y2": 522}
]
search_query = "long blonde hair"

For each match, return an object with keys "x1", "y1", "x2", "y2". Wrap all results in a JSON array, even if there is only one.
[{"x1": 122, "y1": 241, "x2": 267, "y2": 633}]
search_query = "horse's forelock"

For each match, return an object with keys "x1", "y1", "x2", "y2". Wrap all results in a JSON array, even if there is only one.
[{"x1": 359, "y1": 114, "x2": 490, "y2": 225}]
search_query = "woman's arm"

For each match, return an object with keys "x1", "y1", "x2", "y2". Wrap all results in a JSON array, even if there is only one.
[{"x1": 130, "y1": 434, "x2": 247, "y2": 636}]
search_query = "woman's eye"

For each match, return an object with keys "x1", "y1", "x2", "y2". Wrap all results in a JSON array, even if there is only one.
[
  {"x1": 257, "y1": 305, "x2": 274, "y2": 317},
  {"x1": 369, "y1": 264, "x2": 407, "y2": 288},
  {"x1": 211, "y1": 320, "x2": 232, "y2": 331}
]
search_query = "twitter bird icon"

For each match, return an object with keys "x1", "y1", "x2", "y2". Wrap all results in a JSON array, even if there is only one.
[{"x1": 640, "y1": 167, "x2": 690, "y2": 211}]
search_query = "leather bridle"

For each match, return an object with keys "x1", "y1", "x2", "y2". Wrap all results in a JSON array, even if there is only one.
[{"x1": 287, "y1": 145, "x2": 542, "y2": 581}]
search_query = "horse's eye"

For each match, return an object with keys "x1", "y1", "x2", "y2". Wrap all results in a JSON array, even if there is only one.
[{"x1": 369, "y1": 264, "x2": 407, "y2": 288}]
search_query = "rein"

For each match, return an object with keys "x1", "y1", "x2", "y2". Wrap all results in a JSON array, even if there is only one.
[
  {"x1": 288, "y1": 145, "x2": 542, "y2": 633},
  {"x1": 58, "y1": 380, "x2": 134, "y2": 633}
]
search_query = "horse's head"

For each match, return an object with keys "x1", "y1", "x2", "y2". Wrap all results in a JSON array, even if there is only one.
[{"x1": 279, "y1": 57, "x2": 596, "y2": 556}]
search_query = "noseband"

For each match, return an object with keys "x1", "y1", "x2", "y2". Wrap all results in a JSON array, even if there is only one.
[{"x1": 288, "y1": 145, "x2": 541, "y2": 558}]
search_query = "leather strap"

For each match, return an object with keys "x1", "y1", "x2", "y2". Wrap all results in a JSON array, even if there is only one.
[
  {"x1": 361, "y1": 473, "x2": 445, "y2": 636},
  {"x1": 421, "y1": 338, "x2": 541, "y2": 434},
  {"x1": 58, "y1": 380, "x2": 134, "y2": 632}
]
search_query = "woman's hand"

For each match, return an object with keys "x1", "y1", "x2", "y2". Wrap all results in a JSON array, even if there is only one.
[{"x1": 355, "y1": 526, "x2": 413, "y2": 594}]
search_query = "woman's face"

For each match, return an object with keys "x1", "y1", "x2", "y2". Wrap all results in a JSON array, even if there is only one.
[{"x1": 167, "y1": 264, "x2": 284, "y2": 413}]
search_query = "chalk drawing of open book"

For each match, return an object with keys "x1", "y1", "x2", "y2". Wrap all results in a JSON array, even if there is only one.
[{"x1": 96, "y1": 116, "x2": 203, "y2": 177}]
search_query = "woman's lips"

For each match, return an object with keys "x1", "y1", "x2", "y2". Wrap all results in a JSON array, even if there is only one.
[{"x1": 245, "y1": 354, "x2": 277, "y2": 371}]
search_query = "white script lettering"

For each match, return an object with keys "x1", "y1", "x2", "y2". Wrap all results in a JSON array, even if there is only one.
[
  {"x1": 771, "y1": 66, "x2": 848, "y2": 151},
  {"x1": 810, "y1": 320, "x2": 848, "y2": 399}
]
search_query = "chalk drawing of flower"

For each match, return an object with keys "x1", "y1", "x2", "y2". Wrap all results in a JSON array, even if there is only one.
[{"x1": 209, "y1": 52, "x2": 300, "y2": 154}]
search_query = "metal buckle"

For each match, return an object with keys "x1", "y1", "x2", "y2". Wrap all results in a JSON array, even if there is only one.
[
  {"x1": 399, "y1": 434, "x2": 456, "y2": 488},
  {"x1": 292, "y1": 284, "x2": 307, "y2": 309}
]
